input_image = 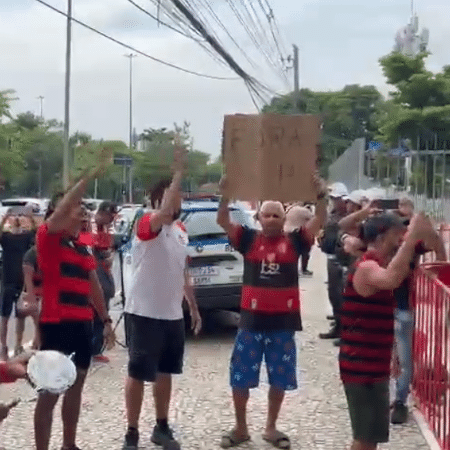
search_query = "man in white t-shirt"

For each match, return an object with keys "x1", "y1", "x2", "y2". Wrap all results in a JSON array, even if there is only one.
[{"x1": 122, "y1": 150, "x2": 201, "y2": 450}]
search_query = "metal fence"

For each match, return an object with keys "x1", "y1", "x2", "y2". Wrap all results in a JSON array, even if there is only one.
[
  {"x1": 329, "y1": 138, "x2": 450, "y2": 222},
  {"x1": 413, "y1": 263, "x2": 450, "y2": 449}
]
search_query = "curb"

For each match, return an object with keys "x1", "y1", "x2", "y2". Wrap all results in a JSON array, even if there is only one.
[{"x1": 412, "y1": 407, "x2": 442, "y2": 450}]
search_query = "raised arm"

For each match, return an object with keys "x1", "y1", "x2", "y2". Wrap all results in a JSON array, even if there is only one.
[
  {"x1": 47, "y1": 148, "x2": 111, "y2": 234},
  {"x1": 423, "y1": 228, "x2": 447, "y2": 261},
  {"x1": 306, "y1": 173, "x2": 328, "y2": 237},
  {"x1": 217, "y1": 175, "x2": 234, "y2": 234},
  {"x1": 354, "y1": 213, "x2": 432, "y2": 296},
  {"x1": 149, "y1": 148, "x2": 186, "y2": 234},
  {"x1": 0, "y1": 209, "x2": 12, "y2": 240},
  {"x1": 338, "y1": 201, "x2": 381, "y2": 232}
]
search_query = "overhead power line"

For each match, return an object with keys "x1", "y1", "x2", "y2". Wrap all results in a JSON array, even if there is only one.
[
  {"x1": 127, "y1": 0, "x2": 231, "y2": 69},
  {"x1": 35, "y1": 0, "x2": 238, "y2": 80},
  {"x1": 165, "y1": 0, "x2": 278, "y2": 108},
  {"x1": 126, "y1": 0, "x2": 199, "y2": 40}
]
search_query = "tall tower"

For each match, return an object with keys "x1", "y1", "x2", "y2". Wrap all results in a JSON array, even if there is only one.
[{"x1": 394, "y1": 1, "x2": 429, "y2": 56}]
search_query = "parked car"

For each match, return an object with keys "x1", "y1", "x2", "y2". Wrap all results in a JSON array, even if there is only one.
[
  {"x1": 113, "y1": 199, "x2": 257, "y2": 314},
  {"x1": 181, "y1": 199, "x2": 256, "y2": 312},
  {"x1": 0, "y1": 197, "x2": 49, "y2": 218}
]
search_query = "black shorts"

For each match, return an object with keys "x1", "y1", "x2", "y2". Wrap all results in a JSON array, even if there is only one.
[
  {"x1": 1, "y1": 284, "x2": 25, "y2": 318},
  {"x1": 39, "y1": 321, "x2": 93, "y2": 370},
  {"x1": 344, "y1": 381, "x2": 390, "y2": 444},
  {"x1": 125, "y1": 313, "x2": 185, "y2": 382}
]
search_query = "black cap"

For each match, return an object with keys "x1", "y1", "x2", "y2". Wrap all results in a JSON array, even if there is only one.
[{"x1": 362, "y1": 213, "x2": 406, "y2": 244}]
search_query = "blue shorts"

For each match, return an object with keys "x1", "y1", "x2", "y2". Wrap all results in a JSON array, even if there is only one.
[{"x1": 230, "y1": 329, "x2": 297, "y2": 391}]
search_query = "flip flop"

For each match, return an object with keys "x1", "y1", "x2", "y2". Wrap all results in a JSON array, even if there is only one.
[
  {"x1": 263, "y1": 431, "x2": 291, "y2": 449},
  {"x1": 220, "y1": 430, "x2": 251, "y2": 448}
]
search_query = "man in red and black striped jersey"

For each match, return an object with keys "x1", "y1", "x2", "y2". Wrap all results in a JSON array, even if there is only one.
[
  {"x1": 340, "y1": 212, "x2": 435, "y2": 450},
  {"x1": 217, "y1": 174, "x2": 327, "y2": 450},
  {"x1": 34, "y1": 155, "x2": 116, "y2": 450}
]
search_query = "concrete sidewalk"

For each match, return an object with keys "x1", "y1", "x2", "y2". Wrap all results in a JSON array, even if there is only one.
[{"x1": 0, "y1": 248, "x2": 431, "y2": 449}]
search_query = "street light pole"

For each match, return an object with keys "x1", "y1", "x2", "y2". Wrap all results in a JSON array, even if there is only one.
[
  {"x1": 63, "y1": 0, "x2": 72, "y2": 190},
  {"x1": 37, "y1": 96, "x2": 44, "y2": 119},
  {"x1": 124, "y1": 53, "x2": 137, "y2": 203},
  {"x1": 293, "y1": 44, "x2": 300, "y2": 112}
]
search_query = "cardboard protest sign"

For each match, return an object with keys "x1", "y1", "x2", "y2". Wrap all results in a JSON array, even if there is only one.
[{"x1": 222, "y1": 113, "x2": 321, "y2": 202}]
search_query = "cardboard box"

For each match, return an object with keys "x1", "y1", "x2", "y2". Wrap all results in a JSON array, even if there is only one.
[{"x1": 222, "y1": 114, "x2": 321, "y2": 202}]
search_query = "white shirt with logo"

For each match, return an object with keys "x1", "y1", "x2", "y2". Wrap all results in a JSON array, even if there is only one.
[{"x1": 125, "y1": 214, "x2": 188, "y2": 321}]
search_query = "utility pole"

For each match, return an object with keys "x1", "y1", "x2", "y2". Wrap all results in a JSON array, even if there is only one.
[
  {"x1": 37, "y1": 96, "x2": 44, "y2": 119},
  {"x1": 293, "y1": 44, "x2": 299, "y2": 95},
  {"x1": 124, "y1": 53, "x2": 136, "y2": 203},
  {"x1": 287, "y1": 45, "x2": 300, "y2": 112},
  {"x1": 63, "y1": 0, "x2": 72, "y2": 190}
]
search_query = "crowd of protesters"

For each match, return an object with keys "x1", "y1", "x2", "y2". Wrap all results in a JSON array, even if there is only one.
[{"x1": 0, "y1": 145, "x2": 446, "y2": 450}]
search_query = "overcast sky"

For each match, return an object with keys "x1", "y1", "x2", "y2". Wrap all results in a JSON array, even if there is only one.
[{"x1": 1, "y1": 0, "x2": 449, "y2": 160}]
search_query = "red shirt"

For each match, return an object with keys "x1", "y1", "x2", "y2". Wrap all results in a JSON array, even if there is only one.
[
  {"x1": 92, "y1": 230, "x2": 114, "y2": 273},
  {"x1": 229, "y1": 224, "x2": 313, "y2": 331},
  {"x1": 0, "y1": 362, "x2": 16, "y2": 383},
  {"x1": 339, "y1": 251, "x2": 395, "y2": 384},
  {"x1": 77, "y1": 231, "x2": 94, "y2": 247},
  {"x1": 37, "y1": 224, "x2": 96, "y2": 323}
]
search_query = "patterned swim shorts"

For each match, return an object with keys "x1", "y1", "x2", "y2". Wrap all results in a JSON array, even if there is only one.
[{"x1": 230, "y1": 329, "x2": 297, "y2": 391}]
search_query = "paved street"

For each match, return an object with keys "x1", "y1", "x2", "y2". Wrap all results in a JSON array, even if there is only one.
[{"x1": 0, "y1": 248, "x2": 430, "y2": 449}]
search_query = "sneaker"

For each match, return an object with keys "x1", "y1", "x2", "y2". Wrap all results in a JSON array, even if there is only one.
[
  {"x1": 0, "y1": 346, "x2": 8, "y2": 361},
  {"x1": 123, "y1": 428, "x2": 139, "y2": 450},
  {"x1": 302, "y1": 270, "x2": 313, "y2": 277},
  {"x1": 151, "y1": 424, "x2": 180, "y2": 449},
  {"x1": 391, "y1": 401, "x2": 408, "y2": 424},
  {"x1": 93, "y1": 355, "x2": 110, "y2": 363},
  {"x1": 61, "y1": 446, "x2": 82, "y2": 450},
  {"x1": 14, "y1": 346, "x2": 24, "y2": 357}
]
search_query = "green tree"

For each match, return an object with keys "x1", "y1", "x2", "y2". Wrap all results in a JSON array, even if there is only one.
[
  {"x1": 263, "y1": 85, "x2": 383, "y2": 175},
  {"x1": 377, "y1": 52, "x2": 450, "y2": 146},
  {"x1": 135, "y1": 122, "x2": 212, "y2": 194}
]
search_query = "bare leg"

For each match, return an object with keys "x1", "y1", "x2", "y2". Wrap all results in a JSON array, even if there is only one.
[
  {"x1": 231, "y1": 388, "x2": 250, "y2": 439},
  {"x1": 31, "y1": 316, "x2": 41, "y2": 349},
  {"x1": 153, "y1": 373, "x2": 172, "y2": 420},
  {"x1": 125, "y1": 376, "x2": 144, "y2": 429},
  {"x1": 61, "y1": 369, "x2": 87, "y2": 449},
  {"x1": 264, "y1": 387, "x2": 285, "y2": 438},
  {"x1": 350, "y1": 441, "x2": 377, "y2": 450},
  {"x1": 0, "y1": 317, "x2": 9, "y2": 353},
  {"x1": 34, "y1": 392, "x2": 59, "y2": 450},
  {"x1": 15, "y1": 317, "x2": 26, "y2": 349}
]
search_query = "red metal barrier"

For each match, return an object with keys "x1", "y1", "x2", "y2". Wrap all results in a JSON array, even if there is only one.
[{"x1": 412, "y1": 262, "x2": 450, "y2": 449}]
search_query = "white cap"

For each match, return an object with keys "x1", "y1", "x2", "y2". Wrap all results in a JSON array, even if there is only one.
[
  {"x1": 347, "y1": 190, "x2": 365, "y2": 206},
  {"x1": 365, "y1": 187, "x2": 386, "y2": 201},
  {"x1": 328, "y1": 182, "x2": 349, "y2": 199},
  {"x1": 284, "y1": 206, "x2": 313, "y2": 232}
]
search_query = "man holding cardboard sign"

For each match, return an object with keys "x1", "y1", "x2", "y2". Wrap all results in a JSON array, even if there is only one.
[{"x1": 217, "y1": 171, "x2": 327, "y2": 449}]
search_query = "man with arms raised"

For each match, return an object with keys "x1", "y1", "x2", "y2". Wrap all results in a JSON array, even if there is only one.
[
  {"x1": 122, "y1": 148, "x2": 201, "y2": 450},
  {"x1": 218, "y1": 174, "x2": 327, "y2": 449},
  {"x1": 34, "y1": 154, "x2": 115, "y2": 450},
  {"x1": 340, "y1": 212, "x2": 435, "y2": 450}
]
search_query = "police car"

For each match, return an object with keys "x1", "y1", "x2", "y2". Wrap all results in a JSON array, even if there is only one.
[{"x1": 181, "y1": 199, "x2": 256, "y2": 312}]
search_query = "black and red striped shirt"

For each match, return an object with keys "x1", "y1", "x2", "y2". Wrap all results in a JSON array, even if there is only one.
[
  {"x1": 37, "y1": 224, "x2": 96, "y2": 323},
  {"x1": 229, "y1": 224, "x2": 313, "y2": 331},
  {"x1": 339, "y1": 250, "x2": 395, "y2": 384}
]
